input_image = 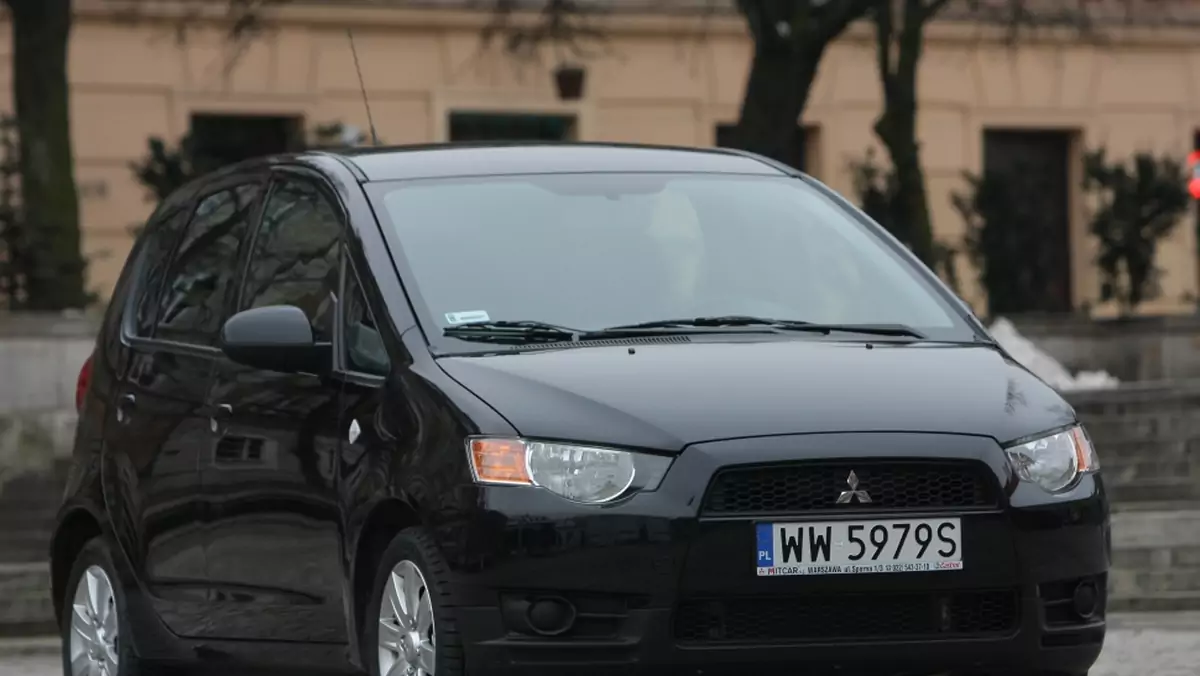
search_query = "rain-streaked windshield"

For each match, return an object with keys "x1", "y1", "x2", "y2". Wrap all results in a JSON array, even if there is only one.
[{"x1": 367, "y1": 173, "x2": 973, "y2": 342}]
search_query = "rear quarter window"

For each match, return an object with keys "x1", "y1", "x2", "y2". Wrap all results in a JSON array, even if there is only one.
[{"x1": 131, "y1": 205, "x2": 192, "y2": 337}]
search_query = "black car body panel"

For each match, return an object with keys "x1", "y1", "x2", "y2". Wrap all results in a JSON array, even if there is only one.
[
  {"x1": 437, "y1": 340, "x2": 1075, "y2": 451},
  {"x1": 51, "y1": 143, "x2": 1109, "y2": 676}
]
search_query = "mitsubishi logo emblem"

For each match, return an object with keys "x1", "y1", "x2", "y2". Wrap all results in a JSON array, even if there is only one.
[{"x1": 836, "y1": 470, "x2": 872, "y2": 504}]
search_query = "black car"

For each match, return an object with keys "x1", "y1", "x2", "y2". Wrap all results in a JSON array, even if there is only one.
[{"x1": 54, "y1": 143, "x2": 1108, "y2": 676}]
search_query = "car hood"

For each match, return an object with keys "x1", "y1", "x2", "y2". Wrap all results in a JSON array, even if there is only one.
[{"x1": 437, "y1": 339, "x2": 1076, "y2": 452}]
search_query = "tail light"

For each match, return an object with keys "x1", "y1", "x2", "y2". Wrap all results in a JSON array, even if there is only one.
[{"x1": 76, "y1": 354, "x2": 94, "y2": 412}]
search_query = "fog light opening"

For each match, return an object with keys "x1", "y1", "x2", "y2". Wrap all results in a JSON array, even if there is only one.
[
  {"x1": 525, "y1": 596, "x2": 577, "y2": 636},
  {"x1": 1072, "y1": 580, "x2": 1099, "y2": 620}
]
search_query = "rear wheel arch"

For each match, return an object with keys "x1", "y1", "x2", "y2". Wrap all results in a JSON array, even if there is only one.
[
  {"x1": 351, "y1": 499, "x2": 422, "y2": 653},
  {"x1": 50, "y1": 508, "x2": 103, "y2": 624}
]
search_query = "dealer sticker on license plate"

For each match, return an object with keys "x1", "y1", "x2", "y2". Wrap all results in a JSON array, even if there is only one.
[{"x1": 755, "y1": 518, "x2": 963, "y2": 576}]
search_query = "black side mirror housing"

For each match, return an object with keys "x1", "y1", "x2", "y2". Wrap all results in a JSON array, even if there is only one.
[{"x1": 219, "y1": 305, "x2": 330, "y2": 375}]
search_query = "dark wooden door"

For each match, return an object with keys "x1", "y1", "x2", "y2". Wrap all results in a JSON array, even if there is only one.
[{"x1": 982, "y1": 129, "x2": 1073, "y2": 313}]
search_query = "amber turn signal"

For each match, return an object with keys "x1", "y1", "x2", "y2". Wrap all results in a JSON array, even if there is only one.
[{"x1": 468, "y1": 438, "x2": 532, "y2": 485}]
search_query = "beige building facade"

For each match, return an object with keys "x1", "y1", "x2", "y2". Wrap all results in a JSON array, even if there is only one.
[{"x1": 4, "y1": 1, "x2": 1200, "y2": 315}]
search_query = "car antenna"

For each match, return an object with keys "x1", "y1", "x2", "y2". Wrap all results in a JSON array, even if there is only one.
[{"x1": 346, "y1": 28, "x2": 380, "y2": 146}]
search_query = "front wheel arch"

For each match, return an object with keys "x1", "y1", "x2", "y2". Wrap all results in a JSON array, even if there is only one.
[{"x1": 350, "y1": 499, "x2": 422, "y2": 664}]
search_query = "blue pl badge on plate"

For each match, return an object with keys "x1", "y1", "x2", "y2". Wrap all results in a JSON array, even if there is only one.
[{"x1": 756, "y1": 523, "x2": 774, "y2": 572}]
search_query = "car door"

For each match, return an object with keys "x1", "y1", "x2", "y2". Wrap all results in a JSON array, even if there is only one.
[
  {"x1": 103, "y1": 176, "x2": 265, "y2": 637},
  {"x1": 198, "y1": 171, "x2": 348, "y2": 643}
]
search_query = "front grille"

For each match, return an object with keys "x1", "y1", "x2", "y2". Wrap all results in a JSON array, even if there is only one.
[
  {"x1": 701, "y1": 460, "x2": 998, "y2": 515},
  {"x1": 675, "y1": 589, "x2": 1019, "y2": 643}
]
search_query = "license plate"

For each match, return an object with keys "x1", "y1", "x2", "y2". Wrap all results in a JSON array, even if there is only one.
[{"x1": 755, "y1": 518, "x2": 963, "y2": 576}]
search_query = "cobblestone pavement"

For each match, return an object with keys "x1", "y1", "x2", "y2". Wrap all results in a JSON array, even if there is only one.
[{"x1": 2, "y1": 613, "x2": 1198, "y2": 675}]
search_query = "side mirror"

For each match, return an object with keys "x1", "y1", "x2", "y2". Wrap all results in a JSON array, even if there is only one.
[{"x1": 219, "y1": 305, "x2": 330, "y2": 374}]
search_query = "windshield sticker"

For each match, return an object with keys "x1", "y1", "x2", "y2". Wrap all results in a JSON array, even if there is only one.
[{"x1": 445, "y1": 310, "x2": 491, "y2": 325}]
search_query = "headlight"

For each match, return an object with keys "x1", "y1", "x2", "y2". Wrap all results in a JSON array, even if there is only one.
[
  {"x1": 1004, "y1": 425, "x2": 1099, "y2": 493},
  {"x1": 466, "y1": 437, "x2": 673, "y2": 504}
]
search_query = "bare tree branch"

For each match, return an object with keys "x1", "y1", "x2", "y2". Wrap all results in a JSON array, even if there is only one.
[{"x1": 478, "y1": 0, "x2": 619, "y2": 64}]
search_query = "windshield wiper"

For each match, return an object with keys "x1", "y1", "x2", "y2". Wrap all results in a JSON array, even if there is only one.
[
  {"x1": 604, "y1": 315, "x2": 926, "y2": 339},
  {"x1": 443, "y1": 320, "x2": 584, "y2": 344},
  {"x1": 444, "y1": 316, "x2": 926, "y2": 345},
  {"x1": 443, "y1": 318, "x2": 745, "y2": 345}
]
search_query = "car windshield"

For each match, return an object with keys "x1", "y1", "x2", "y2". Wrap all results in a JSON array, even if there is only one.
[{"x1": 367, "y1": 172, "x2": 975, "y2": 344}]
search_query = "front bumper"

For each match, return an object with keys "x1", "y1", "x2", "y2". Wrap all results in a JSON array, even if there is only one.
[{"x1": 434, "y1": 432, "x2": 1110, "y2": 676}]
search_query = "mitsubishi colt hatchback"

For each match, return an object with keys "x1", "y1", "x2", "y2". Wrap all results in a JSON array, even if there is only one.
[{"x1": 55, "y1": 143, "x2": 1108, "y2": 676}]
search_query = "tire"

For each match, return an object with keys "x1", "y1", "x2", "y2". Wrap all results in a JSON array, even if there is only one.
[
  {"x1": 363, "y1": 528, "x2": 464, "y2": 676},
  {"x1": 60, "y1": 537, "x2": 143, "y2": 676}
]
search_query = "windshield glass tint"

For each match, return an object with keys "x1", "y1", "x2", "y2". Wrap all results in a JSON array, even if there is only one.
[{"x1": 371, "y1": 173, "x2": 969, "y2": 338}]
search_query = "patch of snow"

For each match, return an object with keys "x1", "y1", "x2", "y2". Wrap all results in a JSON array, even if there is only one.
[{"x1": 988, "y1": 317, "x2": 1120, "y2": 391}]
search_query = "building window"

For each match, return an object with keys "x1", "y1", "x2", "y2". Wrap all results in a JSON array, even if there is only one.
[
  {"x1": 448, "y1": 112, "x2": 577, "y2": 142},
  {"x1": 190, "y1": 113, "x2": 305, "y2": 168}
]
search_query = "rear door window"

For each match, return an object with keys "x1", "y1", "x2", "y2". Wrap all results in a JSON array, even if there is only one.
[{"x1": 156, "y1": 182, "x2": 264, "y2": 345}]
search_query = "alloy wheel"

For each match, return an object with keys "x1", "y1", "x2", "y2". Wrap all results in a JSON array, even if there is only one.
[
  {"x1": 377, "y1": 559, "x2": 436, "y2": 676},
  {"x1": 67, "y1": 565, "x2": 119, "y2": 676}
]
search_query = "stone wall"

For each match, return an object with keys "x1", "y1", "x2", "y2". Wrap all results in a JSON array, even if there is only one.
[
  {"x1": 0, "y1": 314, "x2": 96, "y2": 632},
  {"x1": 1071, "y1": 380, "x2": 1200, "y2": 503},
  {"x1": 0, "y1": 314, "x2": 98, "y2": 413},
  {"x1": 1010, "y1": 314, "x2": 1200, "y2": 383},
  {"x1": 0, "y1": 411, "x2": 75, "y2": 633}
]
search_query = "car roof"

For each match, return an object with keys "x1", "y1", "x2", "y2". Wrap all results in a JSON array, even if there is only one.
[{"x1": 326, "y1": 142, "x2": 790, "y2": 182}]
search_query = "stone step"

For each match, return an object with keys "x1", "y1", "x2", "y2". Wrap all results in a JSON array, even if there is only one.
[
  {"x1": 1110, "y1": 567, "x2": 1200, "y2": 596},
  {"x1": 1092, "y1": 434, "x2": 1200, "y2": 450},
  {"x1": 1105, "y1": 478, "x2": 1200, "y2": 503},
  {"x1": 1077, "y1": 403, "x2": 1200, "y2": 440},
  {"x1": 0, "y1": 472, "x2": 67, "y2": 496},
  {"x1": 1107, "y1": 510, "x2": 1200, "y2": 609},
  {"x1": 0, "y1": 636, "x2": 59, "y2": 657},
  {"x1": 1101, "y1": 458, "x2": 1200, "y2": 483},
  {"x1": 0, "y1": 636, "x2": 60, "y2": 657},
  {"x1": 1094, "y1": 437, "x2": 1200, "y2": 458},
  {"x1": 1110, "y1": 509, "x2": 1200, "y2": 548},
  {"x1": 1107, "y1": 591, "x2": 1200, "y2": 612},
  {"x1": 1112, "y1": 544, "x2": 1200, "y2": 570},
  {"x1": 1110, "y1": 499, "x2": 1200, "y2": 513},
  {"x1": 0, "y1": 513, "x2": 57, "y2": 528},
  {"x1": 0, "y1": 563, "x2": 54, "y2": 635},
  {"x1": 0, "y1": 530, "x2": 50, "y2": 563}
]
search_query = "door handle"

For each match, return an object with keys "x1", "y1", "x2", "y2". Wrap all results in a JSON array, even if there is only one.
[
  {"x1": 115, "y1": 394, "x2": 136, "y2": 424},
  {"x1": 209, "y1": 403, "x2": 233, "y2": 434}
]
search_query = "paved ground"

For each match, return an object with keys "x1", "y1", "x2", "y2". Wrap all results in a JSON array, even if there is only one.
[{"x1": 2, "y1": 613, "x2": 1198, "y2": 675}]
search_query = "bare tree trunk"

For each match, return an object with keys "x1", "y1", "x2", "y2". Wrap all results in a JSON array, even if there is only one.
[
  {"x1": 872, "y1": 0, "x2": 948, "y2": 267},
  {"x1": 732, "y1": 0, "x2": 876, "y2": 163},
  {"x1": 6, "y1": 0, "x2": 88, "y2": 310},
  {"x1": 735, "y1": 41, "x2": 819, "y2": 162}
]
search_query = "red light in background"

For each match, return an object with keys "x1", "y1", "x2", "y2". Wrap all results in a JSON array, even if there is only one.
[{"x1": 1189, "y1": 151, "x2": 1200, "y2": 200}]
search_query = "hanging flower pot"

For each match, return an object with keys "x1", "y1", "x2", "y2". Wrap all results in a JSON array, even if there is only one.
[{"x1": 554, "y1": 64, "x2": 586, "y2": 101}]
